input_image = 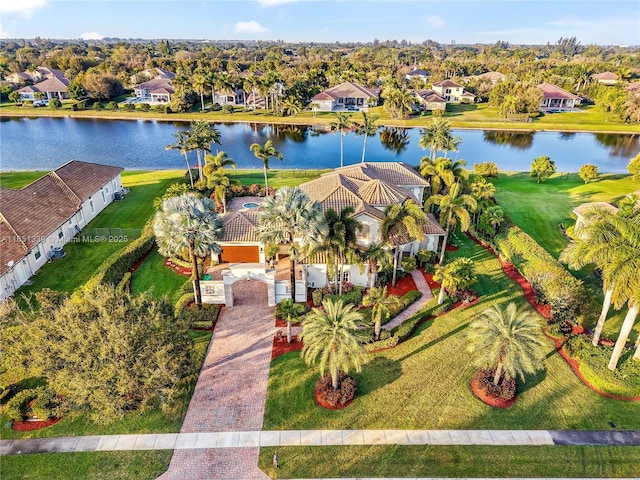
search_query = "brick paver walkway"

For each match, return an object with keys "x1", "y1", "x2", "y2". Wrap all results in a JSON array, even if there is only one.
[
  {"x1": 383, "y1": 269, "x2": 433, "y2": 330},
  {"x1": 157, "y1": 280, "x2": 274, "y2": 480}
]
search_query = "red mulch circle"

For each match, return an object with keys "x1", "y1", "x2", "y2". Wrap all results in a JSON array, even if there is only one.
[
  {"x1": 418, "y1": 268, "x2": 441, "y2": 289},
  {"x1": 543, "y1": 330, "x2": 640, "y2": 402},
  {"x1": 314, "y1": 388, "x2": 353, "y2": 410},
  {"x1": 163, "y1": 258, "x2": 192, "y2": 277},
  {"x1": 386, "y1": 273, "x2": 417, "y2": 296},
  {"x1": 470, "y1": 378, "x2": 516, "y2": 409},
  {"x1": 274, "y1": 319, "x2": 302, "y2": 328},
  {"x1": 446, "y1": 244, "x2": 459, "y2": 251},
  {"x1": 271, "y1": 335, "x2": 303, "y2": 360},
  {"x1": 12, "y1": 417, "x2": 62, "y2": 431}
]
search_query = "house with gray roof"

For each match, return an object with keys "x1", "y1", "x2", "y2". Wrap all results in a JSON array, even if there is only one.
[
  {"x1": 0, "y1": 161, "x2": 123, "y2": 300},
  {"x1": 311, "y1": 81, "x2": 379, "y2": 112}
]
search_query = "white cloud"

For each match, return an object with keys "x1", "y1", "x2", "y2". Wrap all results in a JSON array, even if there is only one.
[
  {"x1": 426, "y1": 15, "x2": 445, "y2": 29},
  {"x1": 258, "y1": 0, "x2": 299, "y2": 6},
  {"x1": 234, "y1": 20, "x2": 268, "y2": 34},
  {"x1": 80, "y1": 31, "x2": 105, "y2": 40},
  {"x1": 546, "y1": 16, "x2": 592, "y2": 28},
  {"x1": 0, "y1": 0, "x2": 47, "y2": 17}
]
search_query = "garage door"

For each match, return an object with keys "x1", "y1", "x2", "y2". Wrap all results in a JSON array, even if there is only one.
[{"x1": 221, "y1": 246, "x2": 260, "y2": 263}]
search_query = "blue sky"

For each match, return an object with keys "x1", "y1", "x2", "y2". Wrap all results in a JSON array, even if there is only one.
[{"x1": 0, "y1": 0, "x2": 638, "y2": 45}]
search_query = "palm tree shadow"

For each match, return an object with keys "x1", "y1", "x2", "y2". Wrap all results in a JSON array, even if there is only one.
[
  {"x1": 355, "y1": 357, "x2": 403, "y2": 395},
  {"x1": 518, "y1": 367, "x2": 548, "y2": 394}
]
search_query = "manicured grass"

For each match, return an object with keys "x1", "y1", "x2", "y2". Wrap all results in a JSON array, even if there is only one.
[
  {"x1": 258, "y1": 445, "x2": 640, "y2": 478},
  {"x1": 0, "y1": 451, "x2": 172, "y2": 480},
  {"x1": 130, "y1": 249, "x2": 187, "y2": 302},
  {"x1": 263, "y1": 234, "x2": 639, "y2": 433},
  {"x1": 0, "y1": 171, "x2": 45, "y2": 189},
  {"x1": 2, "y1": 101, "x2": 637, "y2": 132},
  {"x1": 491, "y1": 171, "x2": 638, "y2": 341},
  {"x1": 229, "y1": 169, "x2": 328, "y2": 188}
]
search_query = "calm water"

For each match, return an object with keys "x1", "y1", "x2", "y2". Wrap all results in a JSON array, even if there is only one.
[{"x1": 0, "y1": 117, "x2": 638, "y2": 173}]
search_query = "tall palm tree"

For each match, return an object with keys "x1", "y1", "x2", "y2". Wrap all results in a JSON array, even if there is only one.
[
  {"x1": 363, "y1": 241, "x2": 393, "y2": 288},
  {"x1": 320, "y1": 207, "x2": 362, "y2": 294},
  {"x1": 165, "y1": 130, "x2": 195, "y2": 187},
  {"x1": 420, "y1": 157, "x2": 467, "y2": 196},
  {"x1": 257, "y1": 187, "x2": 327, "y2": 302},
  {"x1": 204, "y1": 68, "x2": 218, "y2": 105},
  {"x1": 355, "y1": 112, "x2": 379, "y2": 164},
  {"x1": 154, "y1": 194, "x2": 223, "y2": 309},
  {"x1": 363, "y1": 286, "x2": 402, "y2": 340},
  {"x1": 188, "y1": 120, "x2": 222, "y2": 180},
  {"x1": 381, "y1": 200, "x2": 427, "y2": 286},
  {"x1": 192, "y1": 73, "x2": 207, "y2": 112},
  {"x1": 249, "y1": 140, "x2": 283, "y2": 194},
  {"x1": 470, "y1": 176, "x2": 496, "y2": 224},
  {"x1": 202, "y1": 151, "x2": 237, "y2": 213},
  {"x1": 331, "y1": 112, "x2": 351, "y2": 168},
  {"x1": 467, "y1": 302, "x2": 546, "y2": 385},
  {"x1": 433, "y1": 257, "x2": 476, "y2": 305},
  {"x1": 426, "y1": 182, "x2": 477, "y2": 265},
  {"x1": 300, "y1": 298, "x2": 368, "y2": 390},
  {"x1": 275, "y1": 298, "x2": 305, "y2": 343},
  {"x1": 419, "y1": 118, "x2": 459, "y2": 162}
]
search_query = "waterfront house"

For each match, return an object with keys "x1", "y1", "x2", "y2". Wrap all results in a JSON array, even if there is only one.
[
  {"x1": 413, "y1": 89, "x2": 447, "y2": 111},
  {"x1": 132, "y1": 68, "x2": 177, "y2": 104},
  {"x1": 311, "y1": 81, "x2": 379, "y2": 112},
  {"x1": 591, "y1": 72, "x2": 619, "y2": 85},
  {"x1": 17, "y1": 67, "x2": 71, "y2": 101},
  {"x1": 463, "y1": 71, "x2": 507, "y2": 85},
  {"x1": 431, "y1": 80, "x2": 475, "y2": 104},
  {"x1": 537, "y1": 82, "x2": 581, "y2": 111},
  {"x1": 0, "y1": 161, "x2": 124, "y2": 300}
]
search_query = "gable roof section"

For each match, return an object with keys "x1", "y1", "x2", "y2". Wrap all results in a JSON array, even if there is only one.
[
  {"x1": 311, "y1": 81, "x2": 378, "y2": 102},
  {"x1": 333, "y1": 162, "x2": 429, "y2": 187},
  {"x1": 592, "y1": 72, "x2": 618, "y2": 81},
  {"x1": 537, "y1": 82, "x2": 580, "y2": 100},
  {"x1": 0, "y1": 220, "x2": 29, "y2": 275},
  {"x1": 432, "y1": 79, "x2": 464, "y2": 88},
  {"x1": 54, "y1": 160, "x2": 123, "y2": 201},
  {"x1": 415, "y1": 89, "x2": 446, "y2": 103},
  {"x1": 220, "y1": 209, "x2": 260, "y2": 242},
  {"x1": 19, "y1": 75, "x2": 70, "y2": 94}
]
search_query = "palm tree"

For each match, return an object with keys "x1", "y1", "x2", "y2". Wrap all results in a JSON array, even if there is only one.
[
  {"x1": 257, "y1": 187, "x2": 327, "y2": 302},
  {"x1": 166, "y1": 130, "x2": 195, "y2": 187},
  {"x1": 363, "y1": 241, "x2": 393, "y2": 288},
  {"x1": 419, "y1": 118, "x2": 459, "y2": 162},
  {"x1": 202, "y1": 151, "x2": 237, "y2": 213},
  {"x1": 426, "y1": 182, "x2": 477, "y2": 265},
  {"x1": 275, "y1": 298, "x2": 305, "y2": 343},
  {"x1": 467, "y1": 302, "x2": 546, "y2": 385},
  {"x1": 154, "y1": 193, "x2": 223, "y2": 309},
  {"x1": 192, "y1": 73, "x2": 207, "y2": 112},
  {"x1": 433, "y1": 257, "x2": 476, "y2": 305},
  {"x1": 331, "y1": 112, "x2": 351, "y2": 168},
  {"x1": 188, "y1": 120, "x2": 222, "y2": 180},
  {"x1": 363, "y1": 286, "x2": 402, "y2": 340},
  {"x1": 300, "y1": 298, "x2": 368, "y2": 390},
  {"x1": 420, "y1": 157, "x2": 467, "y2": 196},
  {"x1": 320, "y1": 207, "x2": 362, "y2": 294},
  {"x1": 249, "y1": 140, "x2": 283, "y2": 194},
  {"x1": 381, "y1": 200, "x2": 427, "y2": 287},
  {"x1": 355, "y1": 112, "x2": 379, "y2": 164},
  {"x1": 309, "y1": 102, "x2": 320, "y2": 118},
  {"x1": 470, "y1": 176, "x2": 496, "y2": 224},
  {"x1": 204, "y1": 69, "x2": 218, "y2": 105},
  {"x1": 282, "y1": 97, "x2": 302, "y2": 117}
]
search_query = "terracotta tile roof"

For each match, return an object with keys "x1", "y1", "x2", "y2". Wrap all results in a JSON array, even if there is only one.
[
  {"x1": 220, "y1": 209, "x2": 260, "y2": 242},
  {"x1": 18, "y1": 75, "x2": 70, "y2": 94},
  {"x1": 465, "y1": 71, "x2": 507, "y2": 83},
  {"x1": 432, "y1": 79, "x2": 464, "y2": 88},
  {"x1": 358, "y1": 179, "x2": 414, "y2": 205},
  {"x1": 386, "y1": 213, "x2": 445, "y2": 246},
  {"x1": 626, "y1": 81, "x2": 640, "y2": 93},
  {"x1": 425, "y1": 213, "x2": 446, "y2": 235},
  {"x1": 311, "y1": 81, "x2": 379, "y2": 102},
  {"x1": 0, "y1": 220, "x2": 29, "y2": 275},
  {"x1": 415, "y1": 89, "x2": 446, "y2": 103},
  {"x1": 592, "y1": 72, "x2": 618, "y2": 81},
  {"x1": 333, "y1": 162, "x2": 429, "y2": 187},
  {"x1": 54, "y1": 160, "x2": 124, "y2": 201},
  {"x1": 537, "y1": 82, "x2": 580, "y2": 100}
]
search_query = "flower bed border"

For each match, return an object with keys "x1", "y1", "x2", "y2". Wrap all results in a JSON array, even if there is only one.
[
  {"x1": 272, "y1": 335, "x2": 303, "y2": 360},
  {"x1": 12, "y1": 417, "x2": 62, "y2": 431},
  {"x1": 314, "y1": 388, "x2": 353, "y2": 410},
  {"x1": 469, "y1": 378, "x2": 516, "y2": 409}
]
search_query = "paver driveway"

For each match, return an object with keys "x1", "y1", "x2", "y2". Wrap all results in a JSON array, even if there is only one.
[{"x1": 158, "y1": 280, "x2": 273, "y2": 480}]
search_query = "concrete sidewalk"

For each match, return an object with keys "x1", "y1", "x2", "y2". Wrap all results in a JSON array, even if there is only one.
[{"x1": 3, "y1": 429, "x2": 640, "y2": 455}]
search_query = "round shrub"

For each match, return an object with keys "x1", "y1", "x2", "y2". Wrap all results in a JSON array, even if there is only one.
[
  {"x1": 4, "y1": 387, "x2": 61, "y2": 421},
  {"x1": 312, "y1": 289, "x2": 323, "y2": 307},
  {"x1": 138, "y1": 103, "x2": 150, "y2": 112},
  {"x1": 222, "y1": 105, "x2": 234, "y2": 114},
  {"x1": 401, "y1": 256, "x2": 417, "y2": 272}
]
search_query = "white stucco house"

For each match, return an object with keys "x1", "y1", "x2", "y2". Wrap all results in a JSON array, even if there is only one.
[
  {"x1": 0, "y1": 161, "x2": 124, "y2": 300},
  {"x1": 431, "y1": 79, "x2": 475, "y2": 104},
  {"x1": 311, "y1": 81, "x2": 380, "y2": 112}
]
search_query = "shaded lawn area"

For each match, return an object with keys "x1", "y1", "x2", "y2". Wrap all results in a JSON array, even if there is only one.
[
  {"x1": 0, "y1": 451, "x2": 172, "y2": 480},
  {"x1": 492, "y1": 171, "x2": 638, "y2": 342},
  {"x1": 263, "y1": 234, "x2": 640, "y2": 433},
  {"x1": 229, "y1": 168, "x2": 328, "y2": 188},
  {"x1": 0, "y1": 329, "x2": 211, "y2": 440},
  {"x1": 11, "y1": 170, "x2": 184, "y2": 297},
  {"x1": 131, "y1": 249, "x2": 187, "y2": 303},
  {"x1": 258, "y1": 445, "x2": 640, "y2": 479}
]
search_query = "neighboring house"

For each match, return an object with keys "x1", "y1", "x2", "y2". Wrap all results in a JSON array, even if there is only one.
[
  {"x1": 413, "y1": 89, "x2": 447, "y2": 111},
  {"x1": 0, "y1": 161, "x2": 124, "y2": 301},
  {"x1": 405, "y1": 67, "x2": 430, "y2": 82},
  {"x1": 431, "y1": 80, "x2": 475, "y2": 104},
  {"x1": 131, "y1": 67, "x2": 176, "y2": 84},
  {"x1": 626, "y1": 81, "x2": 640, "y2": 94},
  {"x1": 572, "y1": 202, "x2": 618, "y2": 232},
  {"x1": 591, "y1": 72, "x2": 619, "y2": 85},
  {"x1": 4, "y1": 72, "x2": 32, "y2": 84},
  {"x1": 311, "y1": 81, "x2": 379, "y2": 112},
  {"x1": 537, "y1": 82, "x2": 581, "y2": 111},
  {"x1": 17, "y1": 68, "x2": 71, "y2": 101},
  {"x1": 5, "y1": 66, "x2": 66, "y2": 84},
  {"x1": 132, "y1": 68, "x2": 177, "y2": 104},
  {"x1": 463, "y1": 71, "x2": 507, "y2": 85}
]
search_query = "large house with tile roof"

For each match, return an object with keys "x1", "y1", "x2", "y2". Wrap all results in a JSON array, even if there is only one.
[
  {"x1": 537, "y1": 82, "x2": 581, "y2": 111},
  {"x1": 17, "y1": 67, "x2": 71, "y2": 101},
  {"x1": 431, "y1": 80, "x2": 475, "y2": 104},
  {"x1": 0, "y1": 161, "x2": 123, "y2": 300},
  {"x1": 132, "y1": 68, "x2": 177, "y2": 104},
  {"x1": 311, "y1": 81, "x2": 380, "y2": 112},
  {"x1": 210, "y1": 162, "x2": 445, "y2": 303}
]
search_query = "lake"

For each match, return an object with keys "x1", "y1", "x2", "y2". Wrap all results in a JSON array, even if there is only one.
[{"x1": 0, "y1": 117, "x2": 638, "y2": 173}]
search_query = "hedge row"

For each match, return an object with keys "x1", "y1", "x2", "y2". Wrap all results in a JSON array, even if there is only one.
[
  {"x1": 494, "y1": 225, "x2": 597, "y2": 324},
  {"x1": 80, "y1": 222, "x2": 155, "y2": 294}
]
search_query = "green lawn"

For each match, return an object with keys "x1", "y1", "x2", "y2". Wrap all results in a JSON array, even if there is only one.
[
  {"x1": 130, "y1": 249, "x2": 187, "y2": 302},
  {"x1": 0, "y1": 451, "x2": 172, "y2": 480},
  {"x1": 229, "y1": 169, "x2": 328, "y2": 188},
  {"x1": 492, "y1": 171, "x2": 638, "y2": 341}
]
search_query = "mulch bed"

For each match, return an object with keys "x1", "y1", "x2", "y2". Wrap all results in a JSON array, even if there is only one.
[
  {"x1": 446, "y1": 244, "x2": 459, "y2": 251},
  {"x1": 271, "y1": 335, "x2": 303, "y2": 360},
  {"x1": 314, "y1": 388, "x2": 353, "y2": 410},
  {"x1": 128, "y1": 243, "x2": 156, "y2": 274},
  {"x1": 12, "y1": 417, "x2": 62, "y2": 431},
  {"x1": 544, "y1": 330, "x2": 640, "y2": 402},
  {"x1": 417, "y1": 268, "x2": 440, "y2": 289},
  {"x1": 275, "y1": 319, "x2": 302, "y2": 328},
  {"x1": 386, "y1": 273, "x2": 418, "y2": 296},
  {"x1": 164, "y1": 258, "x2": 192, "y2": 276},
  {"x1": 470, "y1": 378, "x2": 516, "y2": 409}
]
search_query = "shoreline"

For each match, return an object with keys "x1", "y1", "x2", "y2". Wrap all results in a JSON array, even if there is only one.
[{"x1": 1, "y1": 110, "x2": 639, "y2": 135}]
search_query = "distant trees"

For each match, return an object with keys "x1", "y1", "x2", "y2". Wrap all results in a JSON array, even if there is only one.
[
  {"x1": 578, "y1": 164, "x2": 599, "y2": 184},
  {"x1": 490, "y1": 80, "x2": 542, "y2": 119},
  {"x1": 474, "y1": 162, "x2": 499, "y2": 178},
  {"x1": 83, "y1": 71, "x2": 124, "y2": 100},
  {"x1": 530, "y1": 155, "x2": 556, "y2": 183}
]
